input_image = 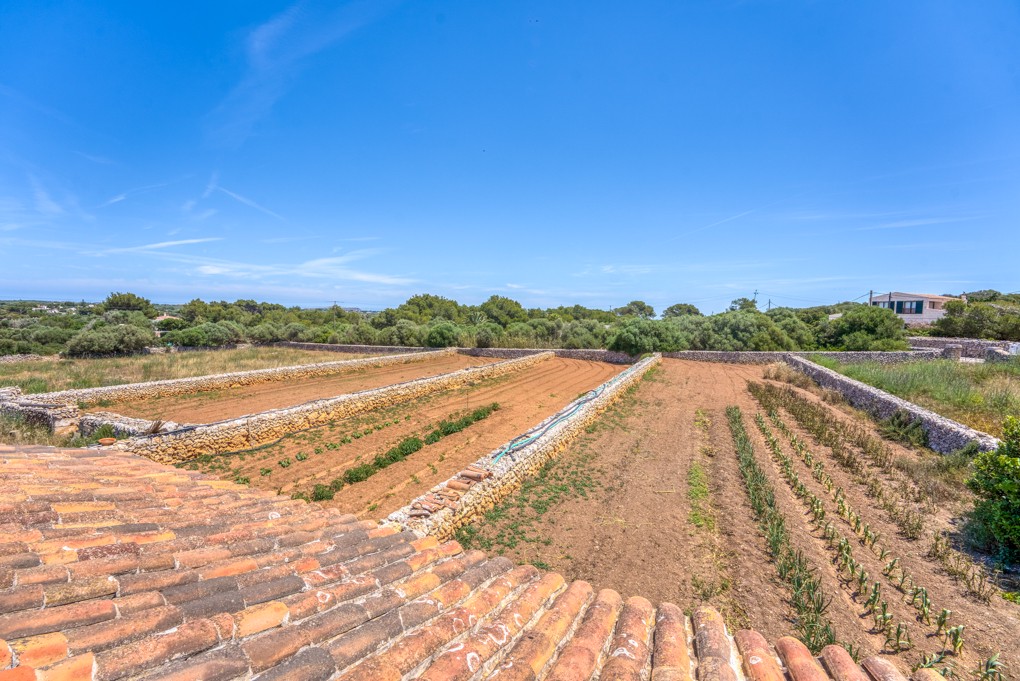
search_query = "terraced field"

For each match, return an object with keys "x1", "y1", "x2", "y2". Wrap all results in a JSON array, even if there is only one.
[
  {"x1": 453, "y1": 358, "x2": 1017, "y2": 674},
  {"x1": 90, "y1": 352, "x2": 497, "y2": 423},
  {"x1": 181, "y1": 357, "x2": 624, "y2": 518}
]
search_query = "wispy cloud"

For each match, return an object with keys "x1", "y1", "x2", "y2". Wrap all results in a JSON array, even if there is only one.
[
  {"x1": 120, "y1": 243, "x2": 413, "y2": 286},
  {"x1": 28, "y1": 175, "x2": 63, "y2": 215},
  {"x1": 206, "y1": 0, "x2": 400, "y2": 146},
  {"x1": 99, "y1": 238, "x2": 224, "y2": 255},
  {"x1": 215, "y1": 186, "x2": 285, "y2": 220},
  {"x1": 98, "y1": 180, "x2": 178, "y2": 209},
  {"x1": 855, "y1": 216, "x2": 980, "y2": 231},
  {"x1": 73, "y1": 151, "x2": 115, "y2": 165}
]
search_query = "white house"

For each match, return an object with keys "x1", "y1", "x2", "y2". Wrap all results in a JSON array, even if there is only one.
[{"x1": 869, "y1": 291, "x2": 960, "y2": 326}]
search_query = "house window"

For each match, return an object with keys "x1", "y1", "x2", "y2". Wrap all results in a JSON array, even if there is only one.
[{"x1": 896, "y1": 301, "x2": 923, "y2": 314}]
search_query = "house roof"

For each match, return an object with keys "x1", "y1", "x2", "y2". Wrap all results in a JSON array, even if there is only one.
[
  {"x1": 873, "y1": 292, "x2": 959, "y2": 301},
  {"x1": 0, "y1": 445, "x2": 909, "y2": 680}
]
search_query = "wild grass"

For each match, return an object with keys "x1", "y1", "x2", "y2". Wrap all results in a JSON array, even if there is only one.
[
  {"x1": 0, "y1": 346, "x2": 363, "y2": 394},
  {"x1": 813, "y1": 358, "x2": 1020, "y2": 438}
]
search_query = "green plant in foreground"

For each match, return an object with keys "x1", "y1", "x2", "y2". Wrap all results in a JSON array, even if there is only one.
[
  {"x1": 968, "y1": 416, "x2": 1020, "y2": 562},
  {"x1": 974, "y1": 654, "x2": 1004, "y2": 681}
]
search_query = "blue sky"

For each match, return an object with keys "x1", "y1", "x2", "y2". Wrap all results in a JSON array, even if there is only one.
[{"x1": 1, "y1": 1, "x2": 1018, "y2": 314}]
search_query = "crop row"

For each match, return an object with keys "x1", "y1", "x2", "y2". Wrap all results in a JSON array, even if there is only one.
[
  {"x1": 725, "y1": 405, "x2": 838, "y2": 653},
  {"x1": 751, "y1": 381, "x2": 996, "y2": 602},
  {"x1": 753, "y1": 412, "x2": 961, "y2": 660},
  {"x1": 290, "y1": 402, "x2": 501, "y2": 503}
]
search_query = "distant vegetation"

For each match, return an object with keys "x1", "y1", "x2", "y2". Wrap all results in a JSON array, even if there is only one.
[
  {"x1": 926, "y1": 290, "x2": 1020, "y2": 341},
  {"x1": 0, "y1": 291, "x2": 913, "y2": 358}
]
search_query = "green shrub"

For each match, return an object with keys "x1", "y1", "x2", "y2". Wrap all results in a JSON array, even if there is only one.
[
  {"x1": 878, "y1": 410, "x2": 928, "y2": 448},
  {"x1": 311, "y1": 484, "x2": 335, "y2": 501},
  {"x1": 295, "y1": 452, "x2": 308, "y2": 461},
  {"x1": 329, "y1": 478, "x2": 345, "y2": 492},
  {"x1": 343, "y1": 464, "x2": 375, "y2": 485},
  {"x1": 65, "y1": 325, "x2": 156, "y2": 357},
  {"x1": 968, "y1": 416, "x2": 1020, "y2": 560}
]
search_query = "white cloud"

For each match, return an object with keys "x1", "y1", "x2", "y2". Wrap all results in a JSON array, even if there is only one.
[
  {"x1": 215, "y1": 186, "x2": 285, "y2": 220},
  {"x1": 99, "y1": 238, "x2": 224, "y2": 255},
  {"x1": 28, "y1": 175, "x2": 63, "y2": 215}
]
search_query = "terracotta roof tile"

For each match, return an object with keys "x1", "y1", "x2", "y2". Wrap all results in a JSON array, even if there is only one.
[{"x1": 0, "y1": 445, "x2": 911, "y2": 680}]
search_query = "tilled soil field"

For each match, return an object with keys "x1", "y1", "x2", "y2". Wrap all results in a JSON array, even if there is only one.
[
  {"x1": 96, "y1": 352, "x2": 498, "y2": 423},
  {"x1": 183, "y1": 357, "x2": 623, "y2": 518},
  {"x1": 454, "y1": 359, "x2": 1018, "y2": 674}
]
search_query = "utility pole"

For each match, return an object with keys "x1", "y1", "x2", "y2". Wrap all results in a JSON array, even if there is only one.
[
  {"x1": 868, "y1": 290, "x2": 873, "y2": 306},
  {"x1": 752, "y1": 289, "x2": 759, "y2": 303},
  {"x1": 767, "y1": 298, "x2": 772, "y2": 311}
]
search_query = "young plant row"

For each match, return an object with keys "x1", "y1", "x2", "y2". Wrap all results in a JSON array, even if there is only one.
[
  {"x1": 754, "y1": 411, "x2": 963, "y2": 659},
  {"x1": 291, "y1": 402, "x2": 501, "y2": 502},
  {"x1": 752, "y1": 381, "x2": 996, "y2": 602},
  {"x1": 750, "y1": 382, "x2": 926, "y2": 539},
  {"x1": 725, "y1": 405, "x2": 838, "y2": 653}
]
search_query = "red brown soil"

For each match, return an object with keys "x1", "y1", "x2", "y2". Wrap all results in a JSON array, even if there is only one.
[
  {"x1": 201, "y1": 358, "x2": 623, "y2": 518},
  {"x1": 458, "y1": 359, "x2": 1018, "y2": 672},
  {"x1": 98, "y1": 353, "x2": 499, "y2": 423},
  {"x1": 463, "y1": 359, "x2": 804, "y2": 640}
]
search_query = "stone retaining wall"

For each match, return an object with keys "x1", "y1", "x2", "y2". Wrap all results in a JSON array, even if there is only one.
[
  {"x1": 908, "y1": 336, "x2": 1015, "y2": 358},
  {"x1": 0, "y1": 353, "x2": 46, "y2": 364},
  {"x1": 986, "y1": 347, "x2": 1015, "y2": 363},
  {"x1": 27, "y1": 349, "x2": 452, "y2": 408},
  {"x1": 275, "y1": 341, "x2": 442, "y2": 355},
  {"x1": 784, "y1": 355, "x2": 1000, "y2": 453},
  {"x1": 459, "y1": 347, "x2": 637, "y2": 364},
  {"x1": 114, "y1": 352, "x2": 554, "y2": 464},
  {"x1": 662, "y1": 350, "x2": 943, "y2": 364},
  {"x1": 0, "y1": 394, "x2": 79, "y2": 434},
  {"x1": 78, "y1": 412, "x2": 186, "y2": 438},
  {"x1": 388, "y1": 354, "x2": 661, "y2": 539}
]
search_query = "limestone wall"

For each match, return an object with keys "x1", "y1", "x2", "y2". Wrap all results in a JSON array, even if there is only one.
[
  {"x1": 908, "y1": 336, "x2": 1014, "y2": 358},
  {"x1": 661, "y1": 350, "x2": 943, "y2": 364},
  {"x1": 784, "y1": 355, "x2": 999, "y2": 453},
  {"x1": 388, "y1": 354, "x2": 661, "y2": 539},
  {"x1": 29, "y1": 348, "x2": 452, "y2": 408},
  {"x1": 78, "y1": 412, "x2": 186, "y2": 438},
  {"x1": 275, "y1": 341, "x2": 443, "y2": 355},
  {"x1": 459, "y1": 347, "x2": 637, "y2": 364},
  {"x1": 114, "y1": 352, "x2": 554, "y2": 463}
]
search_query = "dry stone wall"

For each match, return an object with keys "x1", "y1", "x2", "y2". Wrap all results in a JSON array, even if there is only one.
[
  {"x1": 908, "y1": 336, "x2": 1015, "y2": 358},
  {"x1": 275, "y1": 341, "x2": 444, "y2": 355},
  {"x1": 784, "y1": 355, "x2": 1000, "y2": 453},
  {"x1": 114, "y1": 352, "x2": 554, "y2": 463},
  {"x1": 78, "y1": 412, "x2": 186, "y2": 437},
  {"x1": 459, "y1": 347, "x2": 637, "y2": 364},
  {"x1": 662, "y1": 350, "x2": 943, "y2": 364},
  {"x1": 28, "y1": 349, "x2": 451, "y2": 408},
  {"x1": 388, "y1": 354, "x2": 661, "y2": 539}
]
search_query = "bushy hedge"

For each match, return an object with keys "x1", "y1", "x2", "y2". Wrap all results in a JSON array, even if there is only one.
[
  {"x1": 968, "y1": 416, "x2": 1020, "y2": 560},
  {"x1": 64, "y1": 325, "x2": 156, "y2": 357}
]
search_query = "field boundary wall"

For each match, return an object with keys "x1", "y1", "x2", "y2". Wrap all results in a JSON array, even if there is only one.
[
  {"x1": 113, "y1": 352, "x2": 554, "y2": 463},
  {"x1": 783, "y1": 355, "x2": 1000, "y2": 453},
  {"x1": 274, "y1": 341, "x2": 444, "y2": 355},
  {"x1": 458, "y1": 347, "x2": 637, "y2": 364},
  {"x1": 662, "y1": 349, "x2": 945, "y2": 364},
  {"x1": 388, "y1": 354, "x2": 661, "y2": 539},
  {"x1": 23, "y1": 349, "x2": 451, "y2": 409},
  {"x1": 908, "y1": 336, "x2": 1017, "y2": 358}
]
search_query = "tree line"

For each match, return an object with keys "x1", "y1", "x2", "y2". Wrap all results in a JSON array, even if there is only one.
[{"x1": 0, "y1": 291, "x2": 927, "y2": 357}]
